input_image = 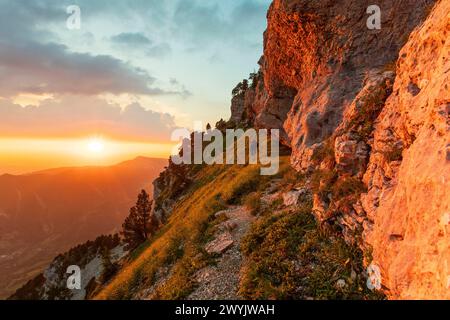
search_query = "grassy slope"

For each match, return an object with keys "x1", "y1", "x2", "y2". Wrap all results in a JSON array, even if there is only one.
[
  {"x1": 95, "y1": 159, "x2": 290, "y2": 300},
  {"x1": 95, "y1": 156, "x2": 383, "y2": 300}
]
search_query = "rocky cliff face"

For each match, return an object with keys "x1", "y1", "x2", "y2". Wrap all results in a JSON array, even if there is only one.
[
  {"x1": 228, "y1": 68, "x2": 296, "y2": 144},
  {"x1": 253, "y1": 0, "x2": 449, "y2": 299},
  {"x1": 264, "y1": 0, "x2": 436, "y2": 168},
  {"x1": 362, "y1": 0, "x2": 449, "y2": 299}
]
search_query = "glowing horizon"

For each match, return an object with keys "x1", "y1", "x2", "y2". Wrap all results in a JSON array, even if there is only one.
[
  {"x1": 0, "y1": 0, "x2": 270, "y2": 175},
  {"x1": 0, "y1": 136, "x2": 175, "y2": 175}
]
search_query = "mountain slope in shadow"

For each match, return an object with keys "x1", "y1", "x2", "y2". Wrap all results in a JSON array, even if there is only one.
[{"x1": 0, "y1": 156, "x2": 167, "y2": 298}]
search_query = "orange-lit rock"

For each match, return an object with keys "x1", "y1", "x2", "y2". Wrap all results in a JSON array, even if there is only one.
[
  {"x1": 261, "y1": 0, "x2": 448, "y2": 298},
  {"x1": 362, "y1": 0, "x2": 450, "y2": 299},
  {"x1": 263, "y1": 0, "x2": 435, "y2": 170}
]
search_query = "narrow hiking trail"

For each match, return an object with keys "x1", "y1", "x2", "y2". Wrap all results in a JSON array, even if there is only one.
[{"x1": 188, "y1": 206, "x2": 255, "y2": 300}]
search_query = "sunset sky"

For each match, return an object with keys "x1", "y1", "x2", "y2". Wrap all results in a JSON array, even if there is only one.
[{"x1": 0, "y1": 0, "x2": 270, "y2": 174}]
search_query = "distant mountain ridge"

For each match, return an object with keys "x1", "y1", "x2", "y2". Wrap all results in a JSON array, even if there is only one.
[{"x1": 0, "y1": 156, "x2": 167, "y2": 299}]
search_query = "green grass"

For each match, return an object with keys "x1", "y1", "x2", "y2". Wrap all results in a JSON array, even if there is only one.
[{"x1": 239, "y1": 204, "x2": 384, "y2": 300}]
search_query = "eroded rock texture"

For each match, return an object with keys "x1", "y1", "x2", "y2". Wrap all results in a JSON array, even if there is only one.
[
  {"x1": 362, "y1": 0, "x2": 449, "y2": 299},
  {"x1": 264, "y1": 0, "x2": 435, "y2": 169},
  {"x1": 257, "y1": 0, "x2": 448, "y2": 299},
  {"x1": 228, "y1": 69, "x2": 295, "y2": 144}
]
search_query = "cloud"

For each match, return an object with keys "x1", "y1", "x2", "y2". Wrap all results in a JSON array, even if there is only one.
[
  {"x1": 0, "y1": 1, "x2": 182, "y2": 97},
  {"x1": 110, "y1": 33, "x2": 153, "y2": 46},
  {"x1": 168, "y1": 78, "x2": 192, "y2": 98},
  {"x1": 146, "y1": 43, "x2": 172, "y2": 58},
  {"x1": 0, "y1": 96, "x2": 177, "y2": 142},
  {"x1": 110, "y1": 32, "x2": 172, "y2": 58},
  {"x1": 171, "y1": 0, "x2": 269, "y2": 49},
  {"x1": 0, "y1": 41, "x2": 166, "y2": 97}
]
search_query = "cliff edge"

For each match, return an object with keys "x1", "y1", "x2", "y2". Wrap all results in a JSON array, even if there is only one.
[{"x1": 258, "y1": 0, "x2": 449, "y2": 299}]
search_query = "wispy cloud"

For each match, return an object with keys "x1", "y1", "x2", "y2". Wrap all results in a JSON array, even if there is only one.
[
  {"x1": 110, "y1": 32, "x2": 153, "y2": 46},
  {"x1": 110, "y1": 32, "x2": 172, "y2": 58},
  {"x1": 0, "y1": 41, "x2": 165, "y2": 96},
  {"x1": 0, "y1": 96, "x2": 177, "y2": 142}
]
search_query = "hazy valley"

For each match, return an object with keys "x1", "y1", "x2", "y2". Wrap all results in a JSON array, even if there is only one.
[{"x1": 0, "y1": 157, "x2": 166, "y2": 298}]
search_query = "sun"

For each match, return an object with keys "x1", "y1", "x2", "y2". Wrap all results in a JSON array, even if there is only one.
[{"x1": 87, "y1": 138, "x2": 105, "y2": 154}]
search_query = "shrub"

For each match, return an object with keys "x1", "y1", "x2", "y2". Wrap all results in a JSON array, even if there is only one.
[
  {"x1": 348, "y1": 81, "x2": 392, "y2": 141},
  {"x1": 383, "y1": 147, "x2": 403, "y2": 162},
  {"x1": 240, "y1": 206, "x2": 384, "y2": 300},
  {"x1": 310, "y1": 169, "x2": 338, "y2": 197},
  {"x1": 243, "y1": 192, "x2": 262, "y2": 216},
  {"x1": 240, "y1": 208, "x2": 315, "y2": 299},
  {"x1": 163, "y1": 236, "x2": 185, "y2": 266},
  {"x1": 331, "y1": 176, "x2": 366, "y2": 200}
]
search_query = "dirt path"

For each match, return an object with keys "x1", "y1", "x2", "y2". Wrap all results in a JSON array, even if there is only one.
[{"x1": 188, "y1": 206, "x2": 254, "y2": 300}]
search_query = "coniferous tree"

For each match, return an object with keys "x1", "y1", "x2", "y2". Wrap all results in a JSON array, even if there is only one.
[
  {"x1": 249, "y1": 71, "x2": 260, "y2": 88},
  {"x1": 121, "y1": 190, "x2": 156, "y2": 250},
  {"x1": 242, "y1": 79, "x2": 249, "y2": 91}
]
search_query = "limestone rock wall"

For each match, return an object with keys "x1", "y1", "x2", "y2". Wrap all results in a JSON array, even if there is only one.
[
  {"x1": 263, "y1": 0, "x2": 435, "y2": 169},
  {"x1": 361, "y1": 0, "x2": 449, "y2": 299},
  {"x1": 256, "y1": 0, "x2": 448, "y2": 298}
]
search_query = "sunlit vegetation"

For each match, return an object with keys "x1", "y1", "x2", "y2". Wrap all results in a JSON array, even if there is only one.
[
  {"x1": 243, "y1": 191, "x2": 263, "y2": 216},
  {"x1": 347, "y1": 80, "x2": 393, "y2": 141},
  {"x1": 121, "y1": 190, "x2": 158, "y2": 251},
  {"x1": 95, "y1": 155, "x2": 383, "y2": 300},
  {"x1": 95, "y1": 158, "x2": 291, "y2": 300},
  {"x1": 236, "y1": 158, "x2": 383, "y2": 300},
  {"x1": 239, "y1": 201, "x2": 384, "y2": 300},
  {"x1": 231, "y1": 70, "x2": 262, "y2": 97}
]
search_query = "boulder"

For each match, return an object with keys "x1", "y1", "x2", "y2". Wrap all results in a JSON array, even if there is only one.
[
  {"x1": 205, "y1": 232, "x2": 234, "y2": 255},
  {"x1": 283, "y1": 191, "x2": 301, "y2": 206}
]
